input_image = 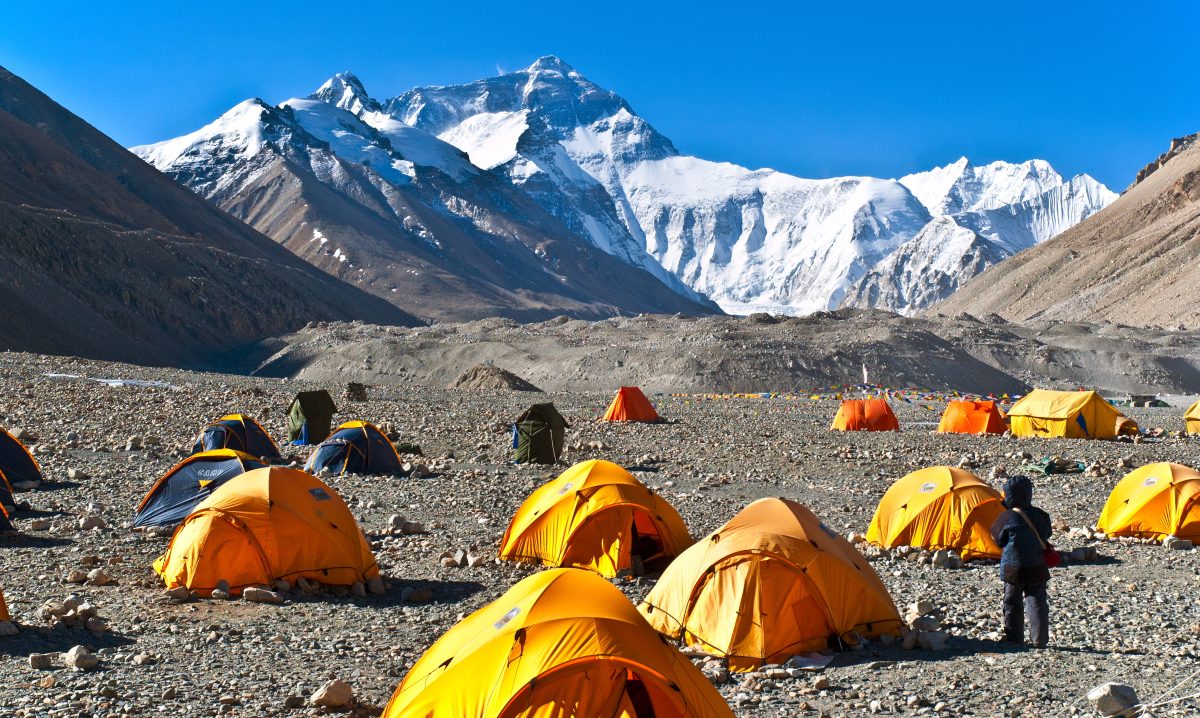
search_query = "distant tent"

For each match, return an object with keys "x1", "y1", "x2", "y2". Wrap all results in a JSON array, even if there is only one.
[
  {"x1": 191, "y1": 414, "x2": 281, "y2": 460},
  {"x1": 1185, "y1": 401, "x2": 1200, "y2": 435},
  {"x1": 0, "y1": 427, "x2": 42, "y2": 509},
  {"x1": 1098, "y1": 463, "x2": 1200, "y2": 541},
  {"x1": 639, "y1": 498, "x2": 902, "y2": 671},
  {"x1": 603, "y1": 386, "x2": 661, "y2": 422},
  {"x1": 937, "y1": 400, "x2": 1007, "y2": 435},
  {"x1": 512, "y1": 402, "x2": 569, "y2": 464},
  {"x1": 133, "y1": 449, "x2": 267, "y2": 528},
  {"x1": 867, "y1": 466, "x2": 1005, "y2": 560},
  {"x1": 1007, "y1": 390, "x2": 1137, "y2": 439},
  {"x1": 305, "y1": 421, "x2": 402, "y2": 475},
  {"x1": 831, "y1": 398, "x2": 899, "y2": 432},
  {"x1": 381, "y1": 568, "x2": 734, "y2": 718},
  {"x1": 154, "y1": 467, "x2": 378, "y2": 595},
  {"x1": 499, "y1": 460, "x2": 693, "y2": 577},
  {"x1": 287, "y1": 390, "x2": 338, "y2": 445}
]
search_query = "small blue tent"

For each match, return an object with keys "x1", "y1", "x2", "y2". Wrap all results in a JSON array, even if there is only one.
[
  {"x1": 305, "y1": 421, "x2": 402, "y2": 476},
  {"x1": 192, "y1": 414, "x2": 281, "y2": 460},
  {"x1": 134, "y1": 449, "x2": 267, "y2": 527}
]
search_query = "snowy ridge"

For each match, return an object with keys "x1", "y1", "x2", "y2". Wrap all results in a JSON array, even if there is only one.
[
  {"x1": 135, "y1": 58, "x2": 1117, "y2": 316},
  {"x1": 374, "y1": 57, "x2": 1116, "y2": 315}
]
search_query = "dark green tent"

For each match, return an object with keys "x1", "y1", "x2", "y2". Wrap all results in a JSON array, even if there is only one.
[
  {"x1": 512, "y1": 403, "x2": 569, "y2": 465},
  {"x1": 287, "y1": 390, "x2": 338, "y2": 445}
]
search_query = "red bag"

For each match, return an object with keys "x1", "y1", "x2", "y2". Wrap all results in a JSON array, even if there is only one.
[{"x1": 1016, "y1": 508, "x2": 1060, "y2": 568}]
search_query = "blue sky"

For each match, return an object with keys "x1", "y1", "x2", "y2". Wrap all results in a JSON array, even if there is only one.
[{"x1": 3, "y1": 1, "x2": 1196, "y2": 188}]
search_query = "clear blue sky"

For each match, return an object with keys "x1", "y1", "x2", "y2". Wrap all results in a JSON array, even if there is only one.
[{"x1": 3, "y1": 1, "x2": 1196, "y2": 189}]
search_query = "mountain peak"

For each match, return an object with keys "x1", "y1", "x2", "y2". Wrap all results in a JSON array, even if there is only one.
[
  {"x1": 310, "y1": 71, "x2": 377, "y2": 114},
  {"x1": 525, "y1": 56, "x2": 575, "y2": 74}
]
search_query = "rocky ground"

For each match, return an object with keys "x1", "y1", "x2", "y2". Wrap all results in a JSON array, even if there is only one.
[
  {"x1": 249, "y1": 311, "x2": 1200, "y2": 397},
  {"x1": 0, "y1": 350, "x2": 1197, "y2": 718}
]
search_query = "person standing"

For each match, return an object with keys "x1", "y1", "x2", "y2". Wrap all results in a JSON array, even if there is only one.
[{"x1": 993, "y1": 474, "x2": 1053, "y2": 647}]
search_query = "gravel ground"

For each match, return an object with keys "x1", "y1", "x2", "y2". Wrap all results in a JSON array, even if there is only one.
[{"x1": 0, "y1": 351, "x2": 1197, "y2": 718}]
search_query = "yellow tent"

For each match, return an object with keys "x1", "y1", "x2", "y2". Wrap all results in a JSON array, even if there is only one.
[
  {"x1": 381, "y1": 568, "x2": 734, "y2": 718},
  {"x1": 499, "y1": 460, "x2": 692, "y2": 577},
  {"x1": 1097, "y1": 463, "x2": 1200, "y2": 541},
  {"x1": 639, "y1": 498, "x2": 901, "y2": 671},
  {"x1": 866, "y1": 466, "x2": 1004, "y2": 560},
  {"x1": 1006, "y1": 389, "x2": 1137, "y2": 439},
  {"x1": 153, "y1": 467, "x2": 378, "y2": 595},
  {"x1": 1185, "y1": 401, "x2": 1200, "y2": 434}
]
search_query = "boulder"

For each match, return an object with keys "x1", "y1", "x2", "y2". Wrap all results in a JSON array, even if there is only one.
[
  {"x1": 1086, "y1": 682, "x2": 1139, "y2": 717},
  {"x1": 63, "y1": 645, "x2": 98, "y2": 671},
  {"x1": 311, "y1": 679, "x2": 354, "y2": 708}
]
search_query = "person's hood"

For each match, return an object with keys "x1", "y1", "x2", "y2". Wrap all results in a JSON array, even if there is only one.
[{"x1": 1004, "y1": 475, "x2": 1034, "y2": 509}]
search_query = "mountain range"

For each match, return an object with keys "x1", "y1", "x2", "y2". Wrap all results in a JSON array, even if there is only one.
[
  {"x1": 135, "y1": 57, "x2": 1116, "y2": 319},
  {"x1": 0, "y1": 65, "x2": 412, "y2": 367}
]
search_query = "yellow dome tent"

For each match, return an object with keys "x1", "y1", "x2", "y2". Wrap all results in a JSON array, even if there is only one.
[
  {"x1": 1006, "y1": 389, "x2": 1137, "y2": 439},
  {"x1": 381, "y1": 568, "x2": 734, "y2": 718},
  {"x1": 154, "y1": 467, "x2": 378, "y2": 595},
  {"x1": 1098, "y1": 463, "x2": 1200, "y2": 541},
  {"x1": 499, "y1": 460, "x2": 692, "y2": 577},
  {"x1": 1185, "y1": 401, "x2": 1200, "y2": 434},
  {"x1": 866, "y1": 466, "x2": 1005, "y2": 560},
  {"x1": 638, "y1": 497, "x2": 902, "y2": 671}
]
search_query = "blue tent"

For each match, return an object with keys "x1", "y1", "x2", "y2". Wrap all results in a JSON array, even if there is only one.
[
  {"x1": 305, "y1": 421, "x2": 402, "y2": 476},
  {"x1": 134, "y1": 449, "x2": 267, "y2": 527},
  {"x1": 192, "y1": 414, "x2": 281, "y2": 460}
]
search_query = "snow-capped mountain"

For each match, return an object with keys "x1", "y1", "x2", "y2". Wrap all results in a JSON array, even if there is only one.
[
  {"x1": 377, "y1": 57, "x2": 1116, "y2": 315},
  {"x1": 132, "y1": 74, "x2": 717, "y2": 323},
  {"x1": 135, "y1": 58, "x2": 1116, "y2": 318}
]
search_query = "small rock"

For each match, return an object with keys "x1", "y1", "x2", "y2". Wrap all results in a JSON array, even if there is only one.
[
  {"x1": 311, "y1": 679, "x2": 354, "y2": 708},
  {"x1": 1086, "y1": 682, "x2": 1139, "y2": 717},
  {"x1": 67, "y1": 468, "x2": 87, "y2": 480},
  {"x1": 29, "y1": 518, "x2": 51, "y2": 531},
  {"x1": 813, "y1": 676, "x2": 831, "y2": 691},
  {"x1": 65, "y1": 569, "x2": 88, "y2": 583},
  {"x1": 401, "y1": 521, "x2": 424, "y2": 535},
  {"x1": 132, "y1": 653, "x2": 155, "y2": 665},
  {"x1": 243, "y1": 587, "x2": 285, "y2": 604},
  {"x1": 85, "y1": 568, "x2": 114, "y2": 586},
  {"x1": 162, "y1": 687, "x2": 177, "y2": 700},
  {"x1": 63, "y1": 645, "x2": 98, "y2": 671},
  {"x1": 0, "y1": 621, "x2": 18, "y2": 637},
  {"x1": 366, "y1": 576, "x2": 385, "y2": 595},
  {"x1": 283, "y1": 695, "x2": 306, "y2": 709},
  {"x1": 78, "y1": 515, "x2": 107, "y2": 530},
  {"x1": 29, "y1": 652, "x2": 57, "y2": 670},
  {"x1": 1164, "y1": 536, "x2": 1194, "y2": 551}
]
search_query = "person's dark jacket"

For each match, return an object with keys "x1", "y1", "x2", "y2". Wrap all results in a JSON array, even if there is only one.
[{"x1": 995, "y1": 475, "x2": 1053, "y2": 584}]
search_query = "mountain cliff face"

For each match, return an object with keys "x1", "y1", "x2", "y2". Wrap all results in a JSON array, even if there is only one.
[
  {"x1": 134, "y1": 72, "x2": 717, "y2": 323},
  {"x1": 932, "y1": 132, "x2": 1200, "y2": 329},
  {"x1": 0, "y1": 65, "x2": 413, "y2": 367},
  {"x1": 380, "y1": 58, "x2": 1115, "y2": 315},
  {"x1": 137, "y1": 58, "x2": 1114, "y2": 318}
]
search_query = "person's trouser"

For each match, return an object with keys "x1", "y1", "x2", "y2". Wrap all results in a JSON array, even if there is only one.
[{"x1": 1003, "y1": 581, "x2": 1049, "y2": 646}]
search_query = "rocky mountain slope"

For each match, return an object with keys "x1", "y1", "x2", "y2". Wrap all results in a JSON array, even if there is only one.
[
  {"x1": 0, "y1": 66, "x2": 413, "y2": 367},
  {"x1": 133, "y1": 76, "x2": 717, "y2": 323},
  {"x1": 382, "y1": 57, "x2": 1115, "y2": 315},
  {"x1": 933, "y1": 132, "x2": 1200, "y2": 328},
  {"x1": 249, "y1": 310, "x2": 1200, "y2": 395}
]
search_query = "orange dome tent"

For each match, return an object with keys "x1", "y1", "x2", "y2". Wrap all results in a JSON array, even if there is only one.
[
  {"x1": 381, "y1": 568, "x2": 733, "y2": 718},
  {"x1": 1097, "y1": 463, "x2": 1200, "y2": 541},
  {"x1": 866, "y1": 466, "x2": 1005, "y2": 560},
  {"x1": 1185, "y1": 401, "x2": 1200, "y2": 434},
  {"x1": 937, "y1": 400, "x2": 1007, "y2": 435},
  {"x1": 153, "y1": 467, "x2": 378, "y2": 595},
  {"x1": 499, "y1": 460, "x2": 692, "y2": 577},
  {"x1": 603, "y1": 386, "x2": 661, "y2": 422},
  {"x1": 639, "y1": 498, "x2": 902, "y2": 671},
  {"x1": 831, "y1": 398, "x2": 899, "y2": 432}
]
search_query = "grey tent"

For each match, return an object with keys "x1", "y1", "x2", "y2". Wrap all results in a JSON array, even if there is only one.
[
  {"x1": 512, "y1": 403, "x2": 569, "y2": 465},
  {"x1": 287, "y1": 390, "x2": 338, "y2": 445}
]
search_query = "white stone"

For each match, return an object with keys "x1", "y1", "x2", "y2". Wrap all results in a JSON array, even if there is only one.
[
  {"x1": 1086, "y1": 682, "x2": 1139, "y2": 717},
  {"x1": 311, "y1": 679, "x2": 353, "y2": 708}
]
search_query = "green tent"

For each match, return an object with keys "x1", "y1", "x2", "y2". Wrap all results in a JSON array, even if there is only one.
[
  {"x1": 287, "y1": 390, "x2": 338, "y2": 445},
  {"x1": 512, "y1": 403, "x2": 569, "y2": 465}
]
